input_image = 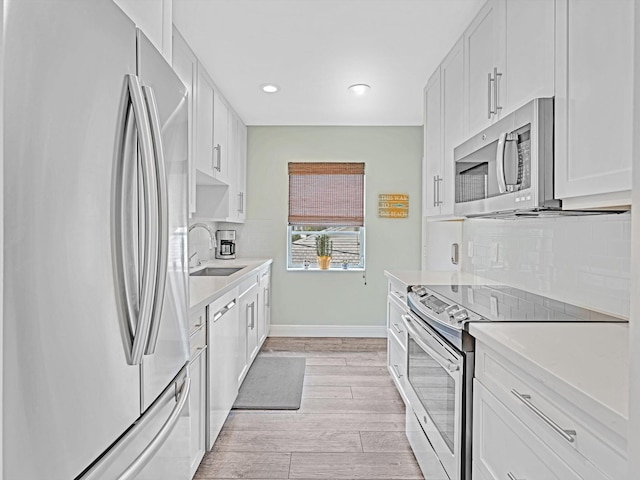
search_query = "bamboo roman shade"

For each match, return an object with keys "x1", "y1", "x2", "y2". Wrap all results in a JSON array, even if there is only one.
[{"x1": 288, "y1": 162, "x2": 365, "y2": 226}]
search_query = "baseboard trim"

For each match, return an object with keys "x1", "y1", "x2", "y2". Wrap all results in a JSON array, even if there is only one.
[{"x1": 268, "y1": 325, "x2": 387, "y2": 338}]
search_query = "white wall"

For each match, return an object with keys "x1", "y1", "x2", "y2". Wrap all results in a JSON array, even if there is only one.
[
  {"x1": 234, "y1": 126, "x2": 422, "y2": 336},
  {"x1": 461, "y1": 214, "x2": 631, "y2": 319}
]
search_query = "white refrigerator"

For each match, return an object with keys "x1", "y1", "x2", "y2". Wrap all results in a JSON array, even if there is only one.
[{"x1": 4, "y1": 1, "x2": 191, "y2": 479}]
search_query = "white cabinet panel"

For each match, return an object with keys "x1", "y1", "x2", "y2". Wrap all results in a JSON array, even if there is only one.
[
  {"x1": 258, "y1": 267, "x2": 271, "y2": 345},
  {"x1": 213, "y1": 92, "x2": 230, "y2": 184},
  {"x1": 172, "y1": 28, "x2": 197, "y2": 215},
  {"x1": 503, "y1": 0, "x2": 554, "y2": 114},
  {"x1": 555, "y1": 0, "x2": 633, "y2": 207},
  {"x1": 440, "y1": 37, "x2": 464, "y2": 216},
  {"x1": 195, "y1": 66, "x2": 214, "y2": 178},
  {"x1": 473, "y1": 380, "x2": 582, "y2": 480},
  {"x1": 464, "y1": 0, "x2": 504, "y2": 136},
  {"x1": 207, "y1": 290, "x2": 239, "y2": 449},
  {"x1": 113, "y1": 0, "x2": 172, "y2": 60},
  {"x1": 187, "y1": 345, "x2": 206, "y2": 479},
  {"x1": 423, "y1": 38, "x2": 463, "y2": 219},
  {"x1": 423, "y1": 68, "x2": 441, "y2": 217}
]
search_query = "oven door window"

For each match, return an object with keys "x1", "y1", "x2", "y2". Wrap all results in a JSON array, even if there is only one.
[{"x1": 407, "y1": 336, "x2": 456, "y2": 453}]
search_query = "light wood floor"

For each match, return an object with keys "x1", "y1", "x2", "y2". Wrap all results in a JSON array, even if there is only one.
[{"x1": 194, "y1": 337, "x2": 424, "y2": 480}]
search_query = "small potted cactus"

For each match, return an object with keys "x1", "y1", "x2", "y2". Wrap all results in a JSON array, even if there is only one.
[{"x1": 316, "y1": 234, "x2": 333, "y2": 270}]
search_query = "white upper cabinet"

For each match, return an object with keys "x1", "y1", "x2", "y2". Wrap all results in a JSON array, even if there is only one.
[
  {"x1": 464, "y1": 0, "x2": 504, "y2": 136},
  {"x1": 502, "y1": 0, "x2": 554, "y2": 114},
  {"x1": 113, "y1": 0, "x2": 172, "y2": 61},
  {"x1": 213, "y1": 93, "x2": 231, "y2": 185},
  {"x1": 423, "y1": 68, "x2": 442, "y2": 218},
  {"x1": 464, "y1": 0, "x2": 554, "y2": 136},
  {"x1": 171, "y1": 27, "x2": 197, "y2": 215},
  {"x1": 441, "y1": 38, "x2": 465, "y2": 217},
  {"x1": 423, "y1": 38, "x2": 464, "y2": 219},
  {"x1": 554, "y1": 0, "x2": 634, "y2": 209},
  {"x1": 195, "y1": 65, "x2": 215, "y2": 178}
]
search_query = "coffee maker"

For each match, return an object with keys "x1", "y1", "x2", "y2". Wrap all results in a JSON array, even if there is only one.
[{"x1": 215, "y1": 230, "x2": 236, "y2": 260}]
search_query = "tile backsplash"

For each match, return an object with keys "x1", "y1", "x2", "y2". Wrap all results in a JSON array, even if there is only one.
[{"x1": 461, "y1": 213, "x2": 631, "y2": 318}]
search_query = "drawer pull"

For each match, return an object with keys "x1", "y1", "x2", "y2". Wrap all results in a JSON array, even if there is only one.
[
  {"x1": 511, "y1": 389, "x2": 576, "y2": 443},
  {"x1": 392, "y1": 323, "x2": 403, "y2": 334},
  {"x1": 507, "y1": 473, "x2": 524, "y2": 480},
  {"x1": 392, "y1": 364, "x2": 403, "y2": 378}
]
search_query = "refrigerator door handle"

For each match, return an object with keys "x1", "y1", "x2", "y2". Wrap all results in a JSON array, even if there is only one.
[
  {"x1": 116, "y1": 75, "x2": 159, "y2": 365},
  {"x1": 128, "y1": 74, "x2": 159, "y2": 365},
  {"x1": 117, "y1": 376, "x2": 191, "y2": 480},
  {"x1": 141, "y1": 85, "x2": 170, "y2": 355}
]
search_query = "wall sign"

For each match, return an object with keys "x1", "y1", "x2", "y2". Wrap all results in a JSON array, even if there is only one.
[{"x1": 378, "y1": 193, "x2": 409, "y2": 218}]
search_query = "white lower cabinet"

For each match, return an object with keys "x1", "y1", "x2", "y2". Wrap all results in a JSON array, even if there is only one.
[
  {"x1": 206, "y1": 288, "x2": 239, "y2": 450},
  {"x1": 187, "y1": 329, "x2": 207, "y2": 479},
  {"x1": 474, "y1": 342, "x2": 626, "y2": 480},
  {"x1": 257, "y1": 267, "x2": 271, "y2": 345},
  {"x1": 386, "y1": 278, "x2": 408, "y2": 402},
  {"x1": 238, "y1": 278, "x2": 259, "y2": 386},
  {"x1": 473, "y1": 380, "x2": 581, "y2": 480}
]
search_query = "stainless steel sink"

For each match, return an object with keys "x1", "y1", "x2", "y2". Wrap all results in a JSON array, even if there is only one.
[{"x1": 190, "y1": 267, "x2": 245, "y2": 277}]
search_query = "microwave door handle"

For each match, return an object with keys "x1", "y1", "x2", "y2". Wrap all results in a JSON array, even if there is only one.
[{"x1": 496, "y1": 131, "x2": 508, "y2": 194}]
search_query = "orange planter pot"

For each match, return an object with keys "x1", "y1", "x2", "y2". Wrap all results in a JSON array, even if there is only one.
[{"x1": 317, "y1": 256, "x2": 332, "y2": 270}]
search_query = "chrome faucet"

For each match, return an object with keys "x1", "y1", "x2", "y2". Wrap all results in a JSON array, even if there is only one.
[{"x1": 188, "y1": 223, "x2": 217, "y2": 265}]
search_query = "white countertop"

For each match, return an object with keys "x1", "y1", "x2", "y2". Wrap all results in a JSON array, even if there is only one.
[
  {"x1": 189, "y1": 257, "x2": 273, "y2": 312},
  {"x1": 469, "y1": 321, "x2": 629, "y2": 436},
  {"x1": 384, "y1": 269, "x2": 501, "y2": 287}
]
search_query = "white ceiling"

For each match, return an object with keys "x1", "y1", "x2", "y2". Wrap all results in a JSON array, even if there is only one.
[{"x1": 173, "y1": 0, "x2": 485, "y2": 126}]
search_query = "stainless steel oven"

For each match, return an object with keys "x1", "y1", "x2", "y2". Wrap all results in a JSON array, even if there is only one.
[{"x1": 403, "y1": 311, "x2": 472, "y2": 480}]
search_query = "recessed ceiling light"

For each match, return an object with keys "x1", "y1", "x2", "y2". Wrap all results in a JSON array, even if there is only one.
[
  {"x1": 348, "y1": 84, "x2": 371, "y2": 95},
  {"x1": 261, "y1": 84, "x2": 279, "y2": 93}
]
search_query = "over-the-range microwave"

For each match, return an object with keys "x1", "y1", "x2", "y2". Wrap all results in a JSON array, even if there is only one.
[{"x1": 454, "y1": 97, "x2": 558, "y2": 218}]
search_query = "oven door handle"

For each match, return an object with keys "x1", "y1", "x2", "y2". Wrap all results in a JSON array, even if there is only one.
[{"x1": 402, "y1": 315, "x2": 460, "y2": 372}]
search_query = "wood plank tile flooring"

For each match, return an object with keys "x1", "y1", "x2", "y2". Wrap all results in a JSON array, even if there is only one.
[{"x1": 195, "y1": 337, "x2": 424, "y2": 480}]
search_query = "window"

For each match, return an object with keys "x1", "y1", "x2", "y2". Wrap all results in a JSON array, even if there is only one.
[{"x1": 287, "y1": 162, "x2": 365, "y2": 270}]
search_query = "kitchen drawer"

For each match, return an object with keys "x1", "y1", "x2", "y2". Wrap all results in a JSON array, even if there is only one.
[
  {"x1": 238, "y1": 273, "x2": 259, "y2": 297},
  {"x1": 476, "y1": 343, "x2": 625, "y2": 480},
  {"x1": 387, "y1": 278, "x2": 408, "y2": 304},
  {"x1": 473, "y1": 379, "x2": 583, "y2": 480},
  {"x1": 189, "y1": 325, "x2": 206, "y2": 360},
  {"x1": 189, "y1": 308, "x2": 206, "y2": 335},
  {"x1": 387, "y1": 293, "x2": 408, "y2": 350},
  {"x1": 388, "y1": 334, "x2": 407, "y2": 401}
]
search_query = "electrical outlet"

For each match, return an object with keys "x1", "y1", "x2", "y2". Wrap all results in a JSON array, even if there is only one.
[
  {"x1": 467, "y1": 241, "x2": 474, "y2": 257},
  {"x1": 467, "y1": 287, "x2": 474, "y2": 304}
]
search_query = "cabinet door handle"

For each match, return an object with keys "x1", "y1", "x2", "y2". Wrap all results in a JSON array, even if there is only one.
[
  {"x1": 493, "y1": 67, "x2": 502, "y2": 114},
  {"x1": 493, "y1": 67, "x2": 502, "y2": 115},
  {"x1": 213, "y1": 144, "x2": 221, "y2": 172},
  {"x1": 433, "y1": 176, "x2": 438, "y2": 207},
  {"x1": 507, "y1": 473, "x2": 524, "y2": 480},
  {"x1": 435, "y1": 176, "x2": 443, "y2": 206},
  {"x1": 238, "y1": 192, "x2": 244, "y2": 213},
  {"x1": 511, "y1": 389, "x2": 576, "y2": 443},
  {"x1": 487, "y1": 71, "x2": 494, "y2": 118},
  {"x1": 392, "y1": 364, "x2": 403, "y2": 378},
  {"x1": 392, "y1": 323, "x2": 403, "y2": 334}
]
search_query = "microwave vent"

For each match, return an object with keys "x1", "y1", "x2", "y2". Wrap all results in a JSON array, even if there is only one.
[{"x1": 456, "y1": 174, "x2": 487, "y2": 203}]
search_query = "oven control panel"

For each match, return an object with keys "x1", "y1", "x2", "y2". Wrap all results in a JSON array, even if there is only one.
[{"x1": 409, "y1": 285, "x2": 484, "y2": 329}]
